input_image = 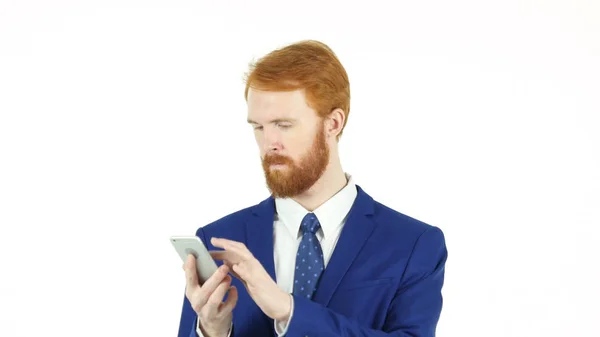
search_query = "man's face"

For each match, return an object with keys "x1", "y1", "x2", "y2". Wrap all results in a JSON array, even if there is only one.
[{"x1": 247, "y1": 88, "x2": 330, "y2": 198}]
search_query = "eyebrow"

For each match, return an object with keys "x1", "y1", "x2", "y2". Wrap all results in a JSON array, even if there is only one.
[{"x1": 247, "y1": 118, "x2": 296, "y2": 125}]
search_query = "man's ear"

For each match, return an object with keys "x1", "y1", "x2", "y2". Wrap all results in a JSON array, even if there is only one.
[{"x1": 325, "y1": 108, "x2": 346, "y2": 139}]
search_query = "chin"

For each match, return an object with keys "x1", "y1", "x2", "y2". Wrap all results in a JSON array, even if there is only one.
[{"x1": 270, "y1": 164, "x2": 288, "y2": 170}]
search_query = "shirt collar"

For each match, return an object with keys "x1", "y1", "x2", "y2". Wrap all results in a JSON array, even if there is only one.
[{"x1": 274, "y1": 173, "x2": 358, "y2": 239}]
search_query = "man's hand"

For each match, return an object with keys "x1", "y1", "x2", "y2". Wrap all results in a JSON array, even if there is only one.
[
  {"x1": 209, "y1": 237, "x2": 292, "y2": 323},
  {"x1": 183, "y1": 254, "x2": 239, "y2": 337}
]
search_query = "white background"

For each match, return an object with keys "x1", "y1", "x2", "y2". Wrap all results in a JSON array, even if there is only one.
[{"x1": 1, "y1": 1, "x2": 599, "y2": 336}]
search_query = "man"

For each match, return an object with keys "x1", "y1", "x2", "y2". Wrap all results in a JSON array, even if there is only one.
[{"x1": 177, "y1": 40, "x2": 448, "y2": 337}]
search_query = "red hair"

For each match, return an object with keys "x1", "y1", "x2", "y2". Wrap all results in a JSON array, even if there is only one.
[{"x1": 244, "y1": 40, "x2": 351, "y2": 138}]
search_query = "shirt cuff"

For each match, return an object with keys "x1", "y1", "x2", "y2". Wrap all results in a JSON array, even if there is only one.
[
  {"x1": 274, "y1": 293, "x2": 294, "y2": 336},
  {"x1": 196, "y1": 317, "x2": 233, "y2": 337}
]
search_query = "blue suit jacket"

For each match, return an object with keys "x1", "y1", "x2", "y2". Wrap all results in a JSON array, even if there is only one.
[{"x1": 177, "y1": 185, "x2": 448, "y2": 337}]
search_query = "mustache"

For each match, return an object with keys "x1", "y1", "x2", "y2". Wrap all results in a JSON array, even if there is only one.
[{"x1": 263, "y1": 154, "x2": 293, "y2": 165}]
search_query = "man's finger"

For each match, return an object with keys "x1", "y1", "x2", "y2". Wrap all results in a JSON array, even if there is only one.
[
  {"x1": 184, "y1": 254, "x2": 199, "y2": 289},
  {"x1": 208, "y1": 252, "x2": 246, "y2": 281},
  {"x1": 200, "y1": 263, "x2": 230, "y2": 296},
  {"x1": 229, "y1": 267, "x2": 243, "y2": 281},
  {"x1": 188, "y1": 264, "x2": 230, "y2": 313},
  {"x1": 211, "y1": 237, "x2": 245, "y2": 250},
  {"x1": 210, "y1": 238, "x2": 253, "y2": 260},
  {"x1": 218, "y1": 286, "x2": 238, "y2": 315},
  {"x1": 205, "y1": 275, "x2": 232, "y2": 312},
  {"x1": 232, "y1": 262, "x2": 251, "y2": 281},
  {"x1": 209, "y1": 250, "x2": 240, "y2": 265},
  {"x1": 210, "y1": 237, "x2": 248, "y2": 252}
]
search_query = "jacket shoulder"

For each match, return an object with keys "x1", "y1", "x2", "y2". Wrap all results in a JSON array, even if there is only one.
[
  {"x1": 196, "y1": 205, "x2": 254, "y2": 234},
  {"x1": 368, "y1": 198, "x2": 447, "y2": 265},
  {"x1": 371, "y1": 199, "x2": 442, "y2": 239},
  {"x1": 193, "y1": 197, "x2": 272, "y2": 241}
]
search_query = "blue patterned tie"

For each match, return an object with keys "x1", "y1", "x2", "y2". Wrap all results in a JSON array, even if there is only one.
[{"x1": 293, "y1": 213, "x2": 324, "y2": 299}]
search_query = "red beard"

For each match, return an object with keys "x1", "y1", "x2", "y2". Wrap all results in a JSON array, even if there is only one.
[{"x1": 261, "y1": 120, "x2": 329, "y2": 198}]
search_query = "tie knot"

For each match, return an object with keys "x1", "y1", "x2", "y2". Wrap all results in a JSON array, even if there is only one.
[{"x1": 300, "y1": 213, "x2": 321, "y2": 235}]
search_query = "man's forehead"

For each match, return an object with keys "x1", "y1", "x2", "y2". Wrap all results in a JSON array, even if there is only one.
[
  {"x1": 247, "y1": 107, "x2": 298, "y2": 124},
  {"x1": 247, "y1": 89, "x2": 315, "y2": 123}
]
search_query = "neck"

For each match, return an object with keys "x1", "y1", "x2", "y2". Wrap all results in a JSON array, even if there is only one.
[{"x1": 291, "y1": 154, "x2": 347, "y2": 211}]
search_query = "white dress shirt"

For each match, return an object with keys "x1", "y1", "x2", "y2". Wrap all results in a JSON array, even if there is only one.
[{"x1": 197, "y1": 174, "x2": 357, "y2": 336}]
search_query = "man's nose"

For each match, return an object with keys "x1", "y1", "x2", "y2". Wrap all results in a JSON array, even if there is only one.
[
  {"x1": 264, "y1": 142, "x2": 282, "y2": 154},
  {"x1": 263, "y1": 129, "x2": 282, "y2": 153}
]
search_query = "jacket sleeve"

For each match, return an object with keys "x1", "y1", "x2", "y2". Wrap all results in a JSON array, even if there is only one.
[
  {"x1": 176, "y1": 287, "x2": 197, "y2": 337},
  {"x1": 283, "y1": 226, "x2": 448, "y2": 337}
]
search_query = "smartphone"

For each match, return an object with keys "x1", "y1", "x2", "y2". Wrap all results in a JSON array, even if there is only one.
[{"x1": 170, "y1": 236, "x2": 218, "y2": 285}]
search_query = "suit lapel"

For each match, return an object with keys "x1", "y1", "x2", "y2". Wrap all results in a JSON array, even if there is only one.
[
  {"x1": 245, "y1": 196, "x2": 277, "y2": 283},
  {"x1": 312, "y1": 185, "x2": 377, "y2": 306},
  {"x1": 241, "y1": 196, "x2": 278, "y2": 337}
]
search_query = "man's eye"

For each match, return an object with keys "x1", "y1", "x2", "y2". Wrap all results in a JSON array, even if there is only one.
[
  {"x1": 277, "y1": 123, "x2": 291, "y2": 129},
  {"x1": 253, "y1": 126, "x2": 263, "y2": 131}
]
